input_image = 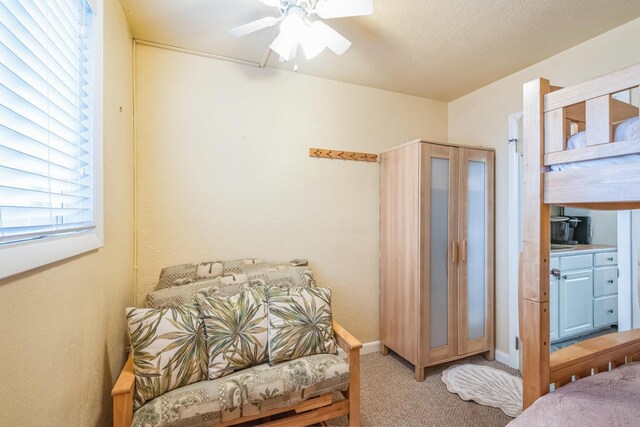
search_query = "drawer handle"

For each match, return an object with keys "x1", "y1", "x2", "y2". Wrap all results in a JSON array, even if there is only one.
[
  {"x1": 607, "y1": 279, "x2": 614, "y2": 284},
  {"x1": 607, "y1": 309, "x2": 614, "y2": 314},
  {"x1": 607, "y1": 257, "x2": 614, "y2": 261}
]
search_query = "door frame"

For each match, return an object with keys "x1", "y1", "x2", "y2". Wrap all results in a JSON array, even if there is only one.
[
  {"x1": 507, "y1": 112, "x2": 522, "y2": 369},
  {"x1": 617, "y1": 211, "x2": 633, "y2": 331}
]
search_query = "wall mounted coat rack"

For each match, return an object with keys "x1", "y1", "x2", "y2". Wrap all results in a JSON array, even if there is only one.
[{"x1": 309, "y1": 148, "x2": 378, "y2": 162}]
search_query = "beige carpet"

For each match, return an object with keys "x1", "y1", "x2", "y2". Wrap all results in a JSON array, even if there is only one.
[{"x1": 326, "y1": 351, "x2": 520, "y2": 427}]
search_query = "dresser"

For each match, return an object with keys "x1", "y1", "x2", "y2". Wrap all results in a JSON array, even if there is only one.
[{"x1": 549, "y1": 246, "x2": 618, "y2": 342}]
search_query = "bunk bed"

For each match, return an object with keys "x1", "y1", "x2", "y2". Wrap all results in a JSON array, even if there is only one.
[{"x1": 517, "y1": 63, "x2": 640, "y2": 416}]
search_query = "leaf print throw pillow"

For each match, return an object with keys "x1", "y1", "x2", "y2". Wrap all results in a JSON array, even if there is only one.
[
  {"x1": 267, "y1": 287, "x2": 338, "y2": 363},
  {"x1": 126, "y1": 304, "x2": 207, "y2": 410},
  {"x1": 196, "y1": 287, "x2": 269, "y2": 379}
]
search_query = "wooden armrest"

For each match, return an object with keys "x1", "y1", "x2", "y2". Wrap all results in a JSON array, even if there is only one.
[
  {"x1": 333, "y1": 321, "x2": 361, "y2": 426},
  {"x1": 112, "y1": 354, "x2": 135, "y2": 396},
  {"x1": 333, "y1": 321, "x2": 362, "y2": 352},
  {"x1": 112, "y1": 354, "x2": 135, "y2": 427}
]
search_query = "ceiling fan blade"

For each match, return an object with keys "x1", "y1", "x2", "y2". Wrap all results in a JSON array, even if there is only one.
[
  {"x1": 319, "y1": 22, "x2": 351, "y2": 55},
  {"x1": 228, "y1": 17, "x2": 277, "y2": 37},
  {"x1": 315, "y1": 0, "x2": 373, "y2": 19},
  {"x1": 259, "y1": 0, "x2": 281, "y2": 6}
]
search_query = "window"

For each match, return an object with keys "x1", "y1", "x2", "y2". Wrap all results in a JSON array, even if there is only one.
[{"x1": 0, "y1": 0, "x2": 102, "y2": 279}]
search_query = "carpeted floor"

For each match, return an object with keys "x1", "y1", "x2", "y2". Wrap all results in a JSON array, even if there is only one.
[{"x1": 326, "y1": 351, "x2": 520, "y2": 427}]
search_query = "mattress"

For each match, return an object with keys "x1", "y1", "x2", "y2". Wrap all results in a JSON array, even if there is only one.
[
  {"x1": 507, "y1": 362, "x2": 640, "y2": 427},
  {"x1": 549, "y1": 116, "x2": 640, "y2": 172}
]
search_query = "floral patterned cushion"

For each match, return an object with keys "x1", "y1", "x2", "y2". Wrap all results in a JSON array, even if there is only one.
[
  {"x1": 126, "y1": 305, "x2": 207, "y2": 410},
  {"x1": 267, "y1": 287, "x2": 338, "y2": 363},
  {"x1": 196, "y1": 288, "x2": 269, "y2": 379},
  {"x1": 131, "y1": 353, "x2": 349, "y2": 427}
]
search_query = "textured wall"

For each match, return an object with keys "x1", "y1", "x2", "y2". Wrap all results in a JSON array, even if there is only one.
[
  {"x1": 0, "y1": 0, "x2": 134, "y2": 424},
  {"x1": 448, "y1": 17, "x2": 640, "y2": 355},
  {"x1": 134, "y1": 45, "x2": 448, "y2": 342}
]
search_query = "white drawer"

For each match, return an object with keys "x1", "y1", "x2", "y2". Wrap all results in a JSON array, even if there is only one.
[
  {"x1": 594, "y1": 252, "x2": 617, "y2": 267},
  {"x1": 594, "y1": 296, "x2": 618, "y2": 328},
  {"x1": 594, "y1": 267, "x2": 618, "y2": 297},
  {"x1": 560, "y1": 254, "x2": 592, "y2": 271}
]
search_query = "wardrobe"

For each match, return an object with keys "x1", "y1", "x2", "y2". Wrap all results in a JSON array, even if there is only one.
[{"x1": 379, "y1": 140, "x2": 495, "y2": 381}]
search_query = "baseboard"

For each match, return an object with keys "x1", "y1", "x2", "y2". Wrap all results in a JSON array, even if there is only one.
[
  {"x1": 338, "y1": 340, "x2": 380, "y2": 358},
  {"x1": 340, "y1": 342, "x2": 516, "y2": 370},
  {"x1": 361, "y1": 340, "x2": 380, "y2": 355},
  {"x1": 495, "y1": 350, "x2": 511, "y2": 366}
]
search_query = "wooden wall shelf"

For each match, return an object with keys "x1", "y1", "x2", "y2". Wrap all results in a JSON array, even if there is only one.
[{"x1": 309, "y1": 148, "x2": 378, "y2": 162}]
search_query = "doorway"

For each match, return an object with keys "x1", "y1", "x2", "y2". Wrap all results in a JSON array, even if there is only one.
[{"x1": 506, "y1": 112, "x2": 634, "y2": 370}]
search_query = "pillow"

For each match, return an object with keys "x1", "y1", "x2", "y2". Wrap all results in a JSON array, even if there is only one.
[
  {"x1": 196, "y1": 287, "x2": 269, "y2": 379},
  {"x1": 157, "y1": 264, "x2": 197, "y2": 289},
  {"x1": 248, "y1": 266, "x2": 316, "y2": 289},
  {"x1": 267, "y1": 287, "x2": 337, "y2": 363},
  {"x1": 156, "y1": 258, "x2": 308, "y2": 290},
  {"x1": 126, "y1": 305, "x2": 207, "y2": 410},
  {"x1": 146, "y1": 279, "x2": 222, "y2": 308},
  {"x1": 195, "y1": 261, "x2": 223, "y2": 280}
]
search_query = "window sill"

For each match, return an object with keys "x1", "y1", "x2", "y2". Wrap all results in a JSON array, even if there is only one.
[{"x1": 0, "y1": 231, "x2": 104, "y2": 280}]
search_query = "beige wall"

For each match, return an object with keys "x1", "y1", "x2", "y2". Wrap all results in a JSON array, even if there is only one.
[
  {"x1": 0, "y1": 1, "x2": 134, "y2": 425},
  {"x1": 448, "y1": 17, "x2": 640, "y2": 354},
  {"x1": 134, "y1": 44, "x2": 448, "y2": 342}
]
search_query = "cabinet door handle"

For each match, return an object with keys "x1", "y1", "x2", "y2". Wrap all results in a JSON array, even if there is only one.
[
  {"x1": 460, "y1": 240, "x2": 467, "y2": 262},
  {"x1": 607, "y1": 279, "x2": 614, "y2": 284},
  {"x1": 450, "y1": 241, "x2": 458, "y2": 263},
  {"x1": 607, "y1": 257, "x2": 614, "y2": 261},
  {"x1": 562, "y1": 275, "x2": 567, "y2": 280},
  {"x1": 607, "y1": 309, "x2": 614, "y2": 314},
  {"x1": 551, "y1": 268, "x2": 561, "y2": 277}
]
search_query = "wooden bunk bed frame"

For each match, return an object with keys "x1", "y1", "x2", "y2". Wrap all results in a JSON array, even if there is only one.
[{"x1": 520, "y1": 63, "x2": 640, "y2": 409}]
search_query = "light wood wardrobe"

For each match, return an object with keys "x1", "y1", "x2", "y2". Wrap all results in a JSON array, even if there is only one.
[{"x1": 380, "y1": 140, "x2": 495, "y2": 381}]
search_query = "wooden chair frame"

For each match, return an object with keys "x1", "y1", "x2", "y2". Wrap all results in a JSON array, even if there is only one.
[
  {"x1": 520, "y1": 63, "x2": 640, "y2": 409},
  {"x1": 112, "y1": 321, "x2": 361, "y2": 427}
]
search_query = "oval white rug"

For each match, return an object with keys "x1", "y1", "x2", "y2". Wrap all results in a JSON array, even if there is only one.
[{"x1": 441, "y1": 364, "x2": 523, "y2": 417}]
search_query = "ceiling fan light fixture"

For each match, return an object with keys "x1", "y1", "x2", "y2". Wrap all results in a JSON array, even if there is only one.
[
  {"x1": 279, "y1": 7, "x2": 306, "y2": 43},
  {"x1": 300, "y1": 21, "x2": 326, "y2": 59},
  {"x1": 269, "y1": 6, "x2": 307, "y2": 61},
  {"x1": 230, "y1": 0, "x2": 372, "y2": 66},
  {"x1": 270, "y1": 31, "x2": 295, "y2": 60}
]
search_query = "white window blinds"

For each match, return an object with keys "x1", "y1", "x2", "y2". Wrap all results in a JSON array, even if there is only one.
[{"x1": 0, "y1": 0, "x2": 94, "y2": 245}]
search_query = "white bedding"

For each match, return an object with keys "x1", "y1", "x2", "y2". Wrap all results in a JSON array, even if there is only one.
[{"x1": 549, "y1": 116, "x2": 640, "y2": 172}]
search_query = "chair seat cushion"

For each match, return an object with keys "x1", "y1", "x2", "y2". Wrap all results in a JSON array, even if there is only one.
[{"x1": 131, "y1": 353, "x2": 349, "y2": 427}]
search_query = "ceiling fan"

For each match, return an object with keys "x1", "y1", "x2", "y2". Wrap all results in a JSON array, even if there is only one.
[{"x1": 228, "y1": 0, "x2": 373, "y2": 64}]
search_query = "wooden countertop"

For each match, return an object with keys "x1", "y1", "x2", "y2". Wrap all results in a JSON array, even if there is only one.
[{"x1": 550, "y1": 244, "x2": 616, "y2": 255}]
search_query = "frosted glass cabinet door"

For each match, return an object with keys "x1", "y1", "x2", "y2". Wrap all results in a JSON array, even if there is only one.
[
  {"x1": 421, "y1": 144, "x2": 459, "y2": 363},
  {"x1": 458, "y1": 148, "x2": 494, "y2": 355}
]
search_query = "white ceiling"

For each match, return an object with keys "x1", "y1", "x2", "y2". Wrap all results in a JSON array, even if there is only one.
[{"x1": 119, "y1": 0, "x2": 640, "y2": 101}]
